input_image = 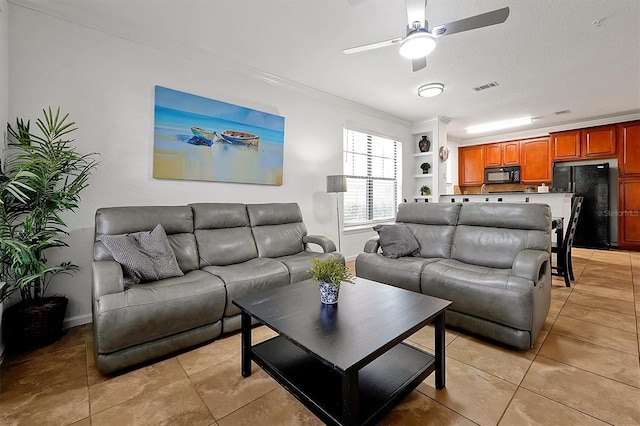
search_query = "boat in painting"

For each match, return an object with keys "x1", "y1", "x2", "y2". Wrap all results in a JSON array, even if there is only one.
[
  {"x1": 188, "y1": 127, "x2": 260, "y2": 148},
  {"x1": 189, "y1": 127, "x2": 215, "y2": 146},
  {"x1": 220, "y1": 130, "x2": 260, "y2": 147}
]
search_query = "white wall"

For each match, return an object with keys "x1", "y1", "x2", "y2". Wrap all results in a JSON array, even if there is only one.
[
  {"x1": 0, "y1": 0, "x2": 8, "y2": 362},
  {"x1": 8, "y1": 4, "x2": 411, "y2": 327}
]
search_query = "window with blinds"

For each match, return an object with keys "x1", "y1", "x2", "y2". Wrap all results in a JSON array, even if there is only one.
[{"x1": 343, "y1": 129, "x2": 402, "y2": 226}]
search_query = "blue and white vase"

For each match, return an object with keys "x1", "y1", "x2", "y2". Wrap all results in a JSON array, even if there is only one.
[{"x1": 318, "y1": 281, "x2": 339, "y2": 304}]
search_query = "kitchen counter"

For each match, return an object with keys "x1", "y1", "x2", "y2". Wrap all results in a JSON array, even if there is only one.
[
  {"x1": 438, "y1": 192, "x2": 573, "y2": 230},
  {"x1": 440, "y1": 192, "x2": 572, "y2": 196}
]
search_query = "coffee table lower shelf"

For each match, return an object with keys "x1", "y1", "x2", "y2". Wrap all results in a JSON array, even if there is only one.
[{"x1": 251, "y1": 335, "x2": 435, "y2": 426}]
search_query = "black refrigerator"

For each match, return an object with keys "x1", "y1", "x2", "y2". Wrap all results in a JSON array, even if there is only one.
[{"x1": 552, "y1": 163, "x2": 610, "y2": 249}]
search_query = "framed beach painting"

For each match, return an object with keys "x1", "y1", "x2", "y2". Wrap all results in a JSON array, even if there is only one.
[{"x1": 153, "y1": 86, "x2": 285, "y2": 185}]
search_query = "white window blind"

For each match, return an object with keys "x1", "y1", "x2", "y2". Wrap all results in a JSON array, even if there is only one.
[{"x1": 343, "y1": 129, "x2": 402, "y2": 226}]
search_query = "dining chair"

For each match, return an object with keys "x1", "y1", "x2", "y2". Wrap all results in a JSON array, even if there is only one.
[{"x1": 551, "y1": 196, "x2": 584, "y2": 287}]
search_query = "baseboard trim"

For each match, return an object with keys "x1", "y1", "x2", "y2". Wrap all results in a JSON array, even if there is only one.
[{"x1": 63, "y1": 314, "x2": 92, "y2": 329}]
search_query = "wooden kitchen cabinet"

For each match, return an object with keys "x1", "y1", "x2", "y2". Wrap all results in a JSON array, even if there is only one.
[
  {"x1": 484, "y1": 141, "x2": 519, "y2": 167},
  {"x1": 618, "y1": 178, "x2": 640, "y2": 250},
  {"x1": 618, "y1": 120, "x2": 640, "y2": 177},
  {"x1": 459, "y1": 145, "x2": 485, "y2": 185},
  {"x1": 484, "y1": 143, "x2": 502, "y2": 167},
  {"x1": 582, "y1": 125, "x2": 616, "y2": 158},
  {"x1": 550, "y1": 130, "x2": 581, "y2": 160},
  {"x1": 520, "y1": 137, "x2": 551, "y2": 183},
  {"x1": 503, "y1": 141, "x2": 520, "y2": 165},
  {"x1": 551, "y1": 125, "x2": 616, "y2": 161}
]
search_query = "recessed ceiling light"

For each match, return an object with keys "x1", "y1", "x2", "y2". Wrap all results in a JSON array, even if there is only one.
[
  {"x1": 466, "y1": 116, "x2": 533, "y2": 134},
  {"x1": 418, "y1": 83, "x2": 444, "y2": 98}
]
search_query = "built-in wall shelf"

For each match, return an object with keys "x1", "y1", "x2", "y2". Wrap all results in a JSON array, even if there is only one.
[
  {"x1": 409, "y1": 118, "x2": 451, "y2": 204},
  {"x1": 412, "y1": 132, "x2": 435, "y2": 205}
]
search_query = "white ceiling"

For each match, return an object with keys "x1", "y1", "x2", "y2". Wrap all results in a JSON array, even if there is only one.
[{"x1": 11, "y1": 0, "x2": 640, "y2": 140}]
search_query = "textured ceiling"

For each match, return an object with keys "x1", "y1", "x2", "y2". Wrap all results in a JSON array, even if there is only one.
[{"x1": 11, "y1": 0, "x2": 640, "y2": 140}]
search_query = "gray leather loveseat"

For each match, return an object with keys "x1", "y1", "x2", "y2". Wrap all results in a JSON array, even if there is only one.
[
  {"x1": 92, "y1": 202, "x2": 341, "y2": 374},
  {"x1": 356, "y1": 202, "x2": 551, "y2": 350}
]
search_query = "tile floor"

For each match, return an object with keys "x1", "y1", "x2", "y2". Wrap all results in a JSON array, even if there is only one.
[{"x1": 1, "y1": 248, "x2": 639, "y2": 425}]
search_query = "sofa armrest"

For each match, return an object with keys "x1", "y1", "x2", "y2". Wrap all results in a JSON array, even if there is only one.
[
  {"x1": 512, "y1": 250, "x2": 550, "y2": 285},
  {"x1": 92, "y1": 260, "x2": 125, "y2": 299},
  {"x1": 363, "y1": 236, "x2": 381, "y2": 253},
  {"x1": 303, "y1": 235, "x2": 336, "y2": 253}
]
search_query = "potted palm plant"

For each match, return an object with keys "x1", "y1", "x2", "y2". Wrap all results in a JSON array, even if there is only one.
[
  {"x1": 308, "y1": 257, "x2": 354, "y2": 304},
  {"x1": 0, "y1": 107, "x2": 98, "y2": 351}
]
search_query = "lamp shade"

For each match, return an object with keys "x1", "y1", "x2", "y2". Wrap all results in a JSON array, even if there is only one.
[{"x1": 327, "y1": 175, "x2": 347, "y2": 193}]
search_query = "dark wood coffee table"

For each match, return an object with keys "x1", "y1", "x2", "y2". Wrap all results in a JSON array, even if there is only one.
[{"x1": 232, "y1": 277, "x2": 451, "y2": 426}]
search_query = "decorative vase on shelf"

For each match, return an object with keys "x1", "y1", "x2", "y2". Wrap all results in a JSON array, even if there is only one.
[
  {"x1": 418, "y1": 135, "x2": 431, "y2": 152},
  {"x1": 420, "y1": 162, "x2": 431, "y2": 174},
  {"x1": 318, "y1": 281, "x2": 340, "y2": 304}
]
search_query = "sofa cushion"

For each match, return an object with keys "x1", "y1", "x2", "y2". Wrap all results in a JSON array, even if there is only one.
[
  {"x1": 396, "y1": 203, "x2": 461, "y2": 258},
  {"x1": 405, "y1": 224, "x2": 457, "y2": 259},
  {"x1": 167, "y1": 233, "x2": 199, "y2": 272},
  {"x1": 251, "y1": 222, "x2": 307, "y2": 258},
  {"x1": 396, "y1": 202, "x2": 461, "y2": 226},
  {"x1": 247, "y1": 202, "x2": 303, "y2": 226},
  {"x1": 190, "y1": 203, "x2": 250, "y2": 229},
  {"x1": 99, "y1": 224, "x2": 183, "y2": 285},
  {"x1": 203, "y1": 258, "x2": 290, "y2": 317},
  {"x1": 273, "y1": 251, "x2": 344, "y2": 283},
  {"x1": 355, "y1": 253, "x2": 440, "y2": 293},
  {"x1": 421, "y1": 259, "x2": 534, "y2": 330},
  {"x1": 94, "y1": 205, "x2": 197, "y2": 272},
  {"x1": 451, "y1": 203, "x2": 551, "y2": 269},
  {"x1": 195, "y1": 228, "x2": 258, "y2": 266},
  {"x1": 373, "y1": 224, "x2": 420, "y2": 258},
  {"x1": 247, "y1": 203, "x2": 307, "y2": 258},
  {"x1": 95, "y1": 270, "x2": 226, "y2": 353}
]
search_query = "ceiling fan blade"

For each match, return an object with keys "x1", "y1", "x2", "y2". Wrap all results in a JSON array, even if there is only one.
[
  {"x1": 431, "y1": 7, "x2": 510, "y2": 37},
  {"x1": 343, "y1": 37, "x2": 403, "y2": 54},
  {"x1": 405, "y1": 0, "x2": 427, "y2": 27},
  {"x1": 412, "y1": 57, "x2": 427, "y2": 72}
]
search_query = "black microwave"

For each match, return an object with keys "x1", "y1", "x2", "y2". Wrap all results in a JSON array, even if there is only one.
[{"x1": 484, "y1": 166, "x2": 520, "y2": 184}]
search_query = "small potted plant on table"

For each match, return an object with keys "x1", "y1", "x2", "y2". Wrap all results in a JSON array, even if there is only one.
[
  {"x1": 420, "y1": 186, "x2": 431, "y2": 196},
  {"x1": 308, "y1": 257, "x2": 354, "y2": 304}
]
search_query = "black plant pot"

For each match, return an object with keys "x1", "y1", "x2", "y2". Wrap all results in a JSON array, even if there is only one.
[{"x1": 2, "y1": 296, "x2": 68, "y2": 352}]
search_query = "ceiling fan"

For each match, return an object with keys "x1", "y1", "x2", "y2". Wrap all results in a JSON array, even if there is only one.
[{"x1": 343, "y1": 0, "x2": 510, "y2": 72}]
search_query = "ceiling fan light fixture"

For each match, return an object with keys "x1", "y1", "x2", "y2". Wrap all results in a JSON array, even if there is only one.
[
  {"x1": 399, "y1": 30, "x2": 437, "y2": 59},
  {"x1": 418, "y1": 83, "x2": 444, "y2": 97}
]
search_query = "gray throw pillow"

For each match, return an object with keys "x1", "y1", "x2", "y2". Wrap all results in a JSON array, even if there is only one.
[
  {"x1": 100, "y1": 223, "x2": 184, "y2": 285},
  {"x1": 373, "y1": 224, "x2": 420, "y2": 259}
]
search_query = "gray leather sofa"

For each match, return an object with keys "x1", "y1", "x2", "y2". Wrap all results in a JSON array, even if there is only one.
[
  {"x1": 92, "y1": 202, "x2": 341, "y2": 374},
  {"x1": 356, "y1": 202, "x2": 551, "y2": 350}
]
